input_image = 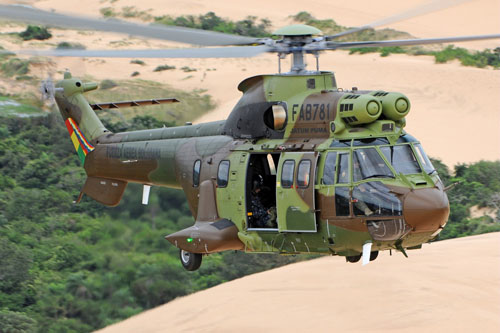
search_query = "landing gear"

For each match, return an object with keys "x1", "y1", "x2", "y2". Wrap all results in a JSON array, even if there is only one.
[
  {"x1": 346, "y1": 254, "x2": 361, "y2": 263},
  {"x1": 179, "y1": 249, "x2": 202, "y2": 271},
  {"x1": 345, "y1": 251, "x2": 379, "y2": 263}
]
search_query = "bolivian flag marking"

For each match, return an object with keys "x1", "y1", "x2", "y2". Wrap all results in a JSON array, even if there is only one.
[{"x1": 65, "y1": 117, "x2": 95, "y2": 164}]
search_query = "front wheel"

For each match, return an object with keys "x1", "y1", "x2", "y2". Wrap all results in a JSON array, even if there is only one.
[
  {"x1": 346, "y1": 254, "x2": 361, "y2": 263},
  {"x1": 179, "y1": 249, "x2": 202, "y2": 271}
]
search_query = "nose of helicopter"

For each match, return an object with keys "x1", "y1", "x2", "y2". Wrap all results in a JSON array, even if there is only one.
[{"x1": 403, "y1": 188, "x2": 450, "y2": 233}]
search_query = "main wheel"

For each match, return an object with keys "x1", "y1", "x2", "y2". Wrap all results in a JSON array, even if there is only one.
[
  {"x1": 370, "y1": 251, "x2": 379, "y2": 261},
  {"x1": 346, "y1": 254, "x2": 361, "y2": 263},
  {"x1": 179, "y1": 249, "x2": 202, "y2": 271}
]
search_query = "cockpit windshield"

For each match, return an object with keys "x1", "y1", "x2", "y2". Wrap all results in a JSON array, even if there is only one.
[
  {"x1": 380, "y1": 145, "x2": 421, "y2": 175},
  {"x1": 353, "y1": 148, "x2": 394, "y2": 182},
  {"x1": 414, "y1": 143, "x2": 436, "y2": 174}
]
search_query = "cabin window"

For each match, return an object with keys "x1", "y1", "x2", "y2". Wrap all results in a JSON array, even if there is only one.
[
  {"x1": 352, "y1": 181, "x2": 402, "y2": 217},
  {"x1": 281, "y1": 160, "x2": 295, "y2": 188},
  {"x1": 414, "y1": 144, "x2": 436, "y2": 174},
  {"x1": 337, "y1": 153, "x2": 350, "y2": 184},
  {"x1": 217, "y1": 160, "x2": 230, "y2": 188},
  {"x1": 323, "y1": 152, "x2": 337, "y2": 185},
  {"x1": 353, "y1": 148, "x2": 394, "y2": 182},
  {"x1": 297, "y1": 160, "x2": 311, "y2": 188},
  {"x1": 380, "y1": 145, "x2": 421, "y2": 175},
  {"x1": 193, "y1": 159, "x2": 201, "y2": 187}
]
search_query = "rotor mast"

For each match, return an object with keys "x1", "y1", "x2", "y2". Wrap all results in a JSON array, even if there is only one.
[{"x1": 273, "y1": 25, "x2": 322, "y2": 74}]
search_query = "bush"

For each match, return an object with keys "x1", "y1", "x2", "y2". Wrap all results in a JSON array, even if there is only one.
[
  {"x1": 100, "y1": 79, "x2": 118, "y2": 90},
  {"x1": 181, "y1": 66, "x2": 196, "y2": 72},
  {"x1": 153, "y1": 64, "x2": 176, "y2": 72},
  {"x1": 130, "y1": 59, "x2": 145, "y2": 65},
  {"x1": 18, "y1": 25, "x2": 52, "y2": 41},
  {"x1": 155, "y1": 12, "x2": 271, "y2": 37},
  {"x1": 56, "y1": 42, "x2": 86, "y2": 50}
]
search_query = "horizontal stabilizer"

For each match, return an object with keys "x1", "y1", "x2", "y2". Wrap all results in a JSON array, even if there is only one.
[
  {"x1": 81, "y1": 176, "x2": 127, "y2": 207},
  {"x1": 90, "y1": 98, "x2": 179, "y2": 110}
]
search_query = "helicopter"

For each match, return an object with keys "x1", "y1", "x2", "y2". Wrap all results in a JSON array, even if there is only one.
[{"x1": 1, "y1": 3, "x2": 499, "y2": 271}]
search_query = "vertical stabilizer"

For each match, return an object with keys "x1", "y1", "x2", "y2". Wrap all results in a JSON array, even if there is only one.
[{"x1": 55, "y1": 71, "x2": 108, "y2": 142}]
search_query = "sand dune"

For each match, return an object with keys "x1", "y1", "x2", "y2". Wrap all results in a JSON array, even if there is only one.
[{"x1": 97, "y1": 232, "x2": 500, "y2": 333}]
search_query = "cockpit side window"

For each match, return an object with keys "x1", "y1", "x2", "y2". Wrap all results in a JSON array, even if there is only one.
[
  {"x1": 380, "y1": 145, "x2": 421, "y2": 175},
  {"x1": 414, "y1": 143, "x2": 436, "y2": 174},
  {"x1": 337, "y1": 153, "x2": 349, "y2": 184},
  {"x1": 353, "y1": 148, "x2": 394, "y2": 182},
  {"x1": 323, "y1": 152, "x2": 337, "y2": 185}
]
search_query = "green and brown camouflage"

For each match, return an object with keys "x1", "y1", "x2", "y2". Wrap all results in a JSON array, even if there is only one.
[{"x1": 54, "y1": 66, "x2": 449, "y2": 269}]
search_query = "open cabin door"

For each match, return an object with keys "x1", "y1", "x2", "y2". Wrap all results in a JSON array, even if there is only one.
[{"x1": 276, "y1": 152, "x2": 318, "y2": 232}]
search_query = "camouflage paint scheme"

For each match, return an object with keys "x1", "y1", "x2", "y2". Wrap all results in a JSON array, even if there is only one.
[{"x1": 54, "y1": 69, "x2": 449, "y2": 262}]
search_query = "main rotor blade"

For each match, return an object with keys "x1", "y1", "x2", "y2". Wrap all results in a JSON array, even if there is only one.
[
  {"x1": 327, "y1": 34, "x2": 500, "y2": 49},
  {"x1": 327, "y1": 0, "x2": 473, "y2": 40},
  {"x1": 0, "y1": 4, "x2": 260, "y2": 46},
  {"x1": 15, "y1": 45, "x2": 270, "y2": 58}
]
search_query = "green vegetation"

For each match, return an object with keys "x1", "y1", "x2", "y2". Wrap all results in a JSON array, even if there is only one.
[
  {"x1": 99, "y1": 79, "x2": 118, "y2": 90},
  {"x1": 181, "y1": 66, "x2": 197, "y2": 72},
  {"x1": 56, "y1": 42, "x2": 86, "y2": 50},
  {"x1": 155, "y1": 12, "x2": 272, "y2": 38},
  {"x1": 153, "y1": 64, "x2": 176, "y2": 72},
  {"x1": 433, "y1": 46, "x2": 500, "y2": 68},
  {"x1": 0, "y1": 113, "x2": 302, "y2": 332},
  {"x1": 100, "y1": 6, "x2": 152, "y2": 21},
  {"x1": 1, "y1": 58, "x2": 30, "y2": 77},
  {"x1": 18, "y1": 25, "x2": 52, "y2": 41},
  {"x1": 430, "y1": 159, "x2": 500, "y2": 239},
  {"x1": 130, "y1": 59, "x2": 145, "y2": 65}
]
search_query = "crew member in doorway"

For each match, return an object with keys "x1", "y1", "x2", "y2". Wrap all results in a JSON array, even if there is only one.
[{"x1": 250, "y1": 175, "x2": 276, "y2": 228}]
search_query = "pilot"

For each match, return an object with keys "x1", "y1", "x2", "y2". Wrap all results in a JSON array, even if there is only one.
[{"x1": 354, "y1": 182, "x2": 374, "y2": 216}]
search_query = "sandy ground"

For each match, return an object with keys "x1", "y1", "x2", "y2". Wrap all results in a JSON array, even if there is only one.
[
  {"x1": 0, "y1": 0, "x2": 499, "y2": 167},
  {"x1": 96, "y1": 232, "x2": 500, "y2": 333}
]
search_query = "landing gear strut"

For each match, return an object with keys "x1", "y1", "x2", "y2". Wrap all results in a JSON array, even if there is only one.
[
  {"x1": 179, "y1": 249, "x2": 202, "y2": 271},
  {"x1": 345, "y1": 251, "x2": 379, "y2": 263}
]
